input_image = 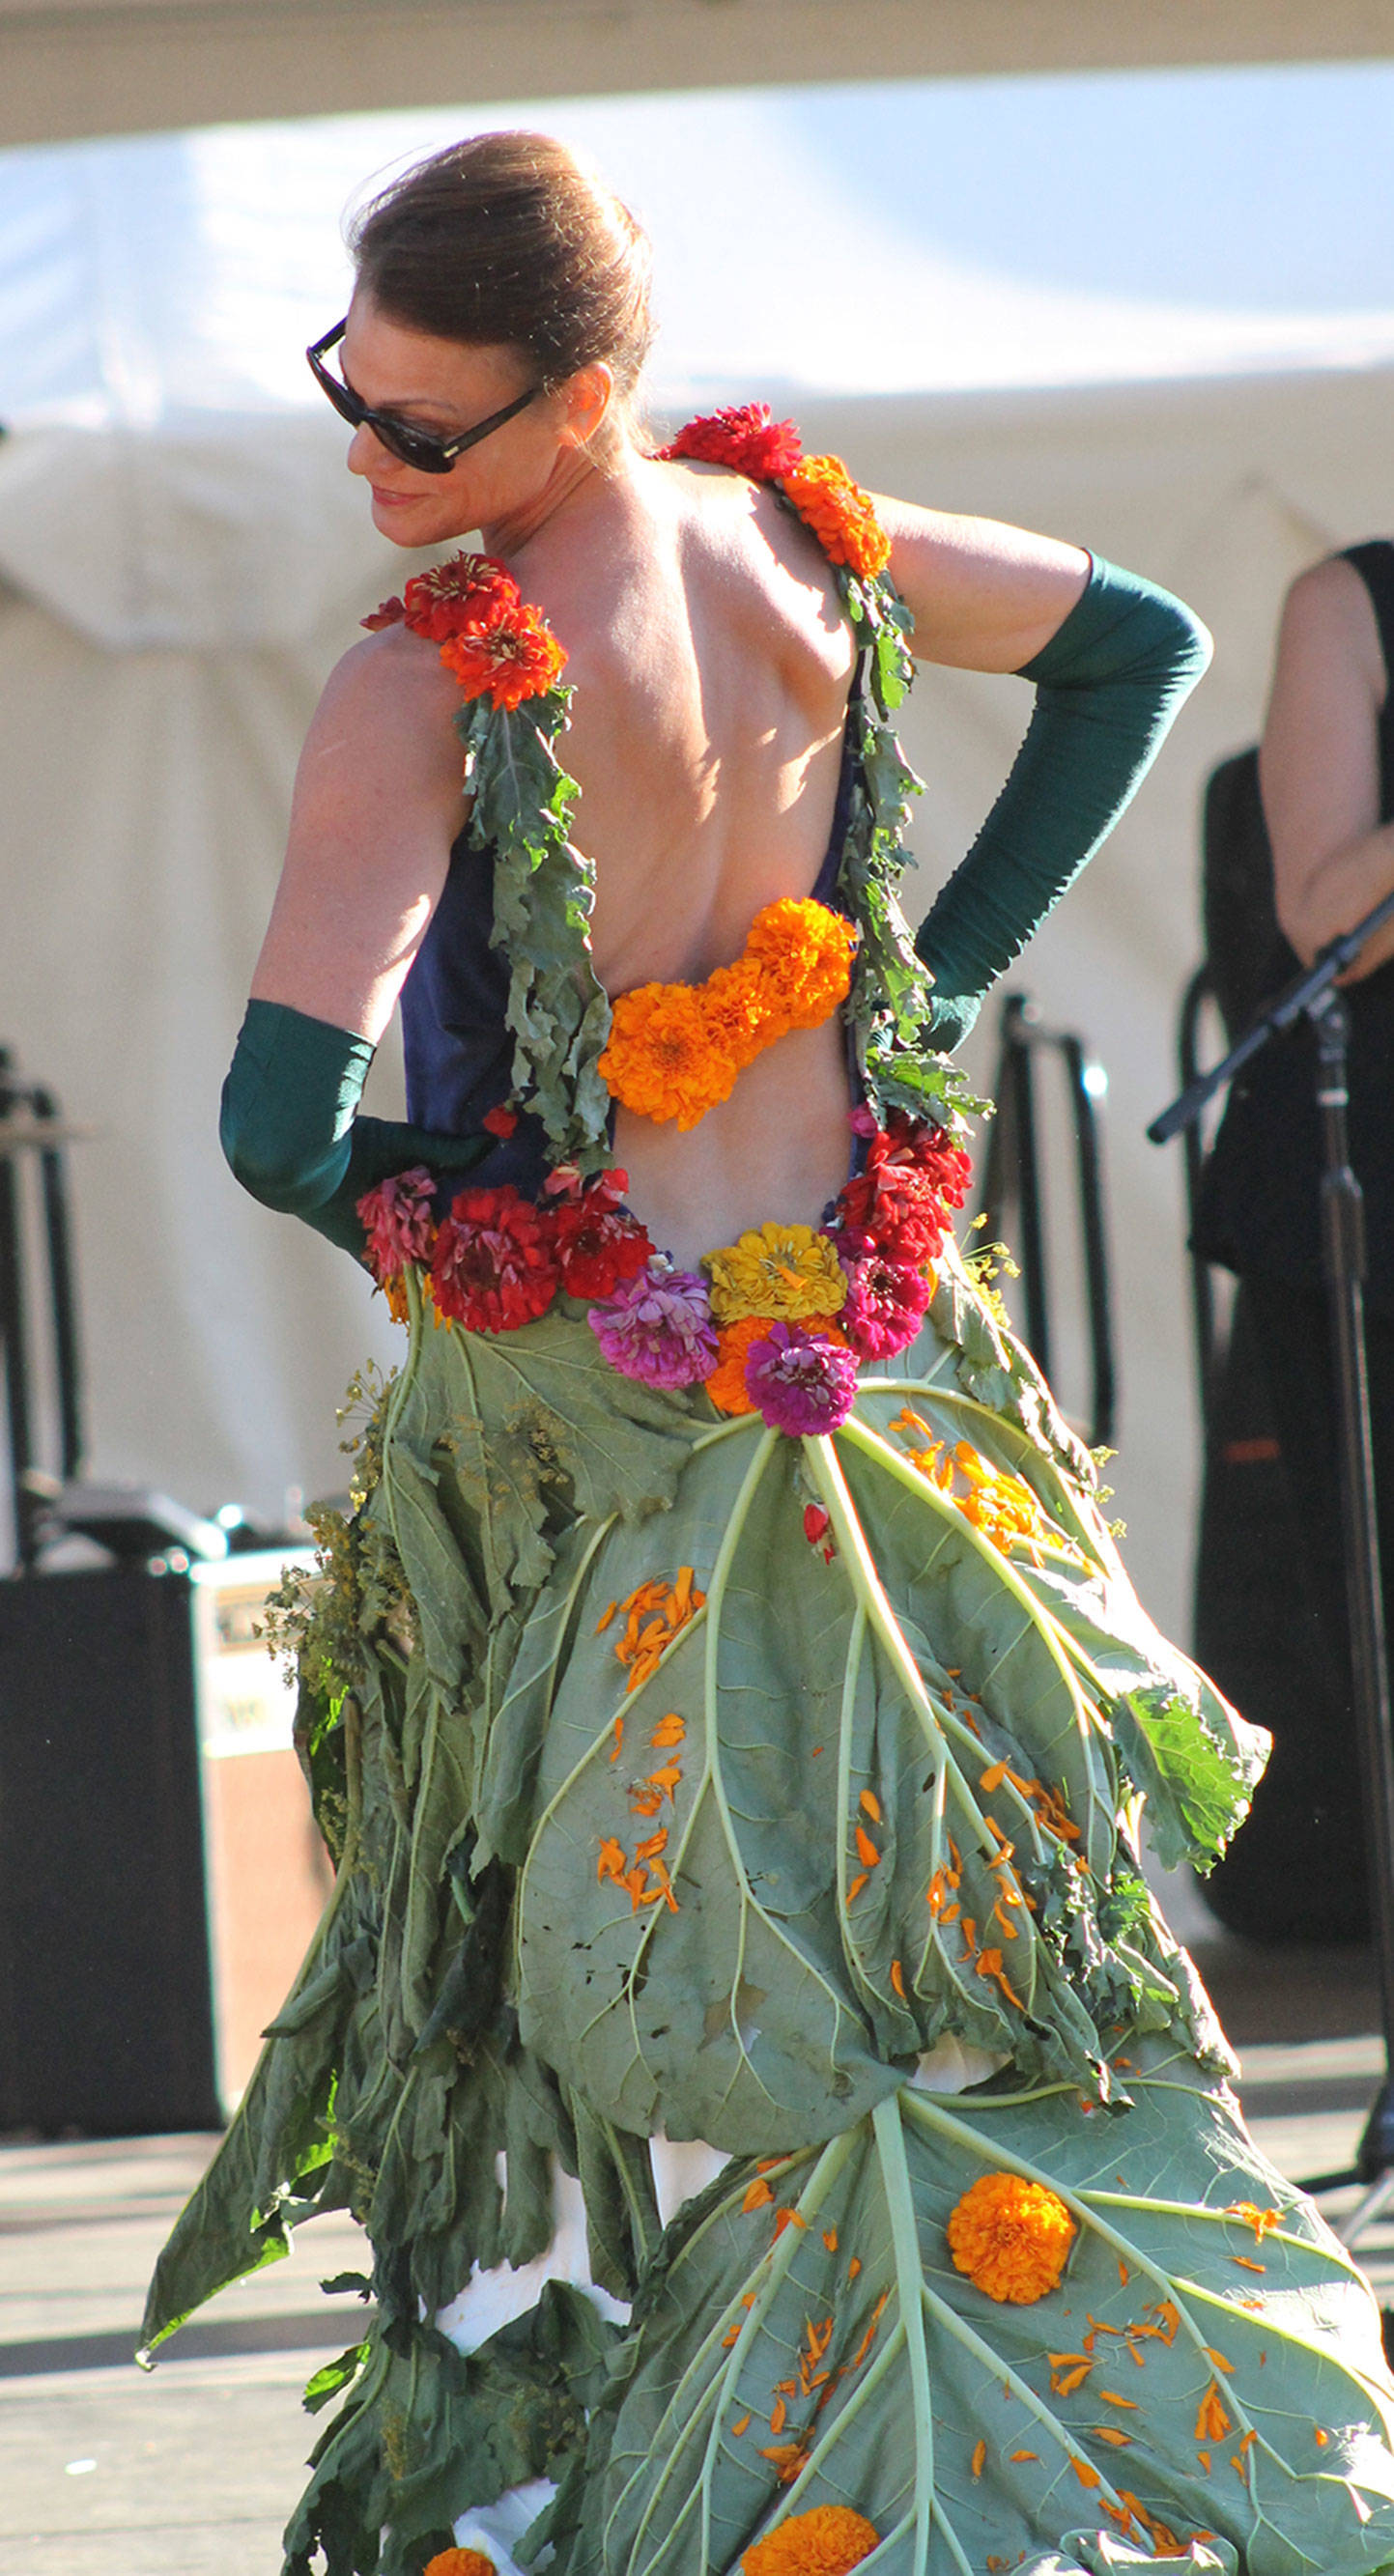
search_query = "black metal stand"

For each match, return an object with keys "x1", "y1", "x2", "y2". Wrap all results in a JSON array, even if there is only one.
[
  {"x1": 979, "y1": 991, "x2": 1117, "y2": 1451},
  {"x1": 0, "y1": 1048, "x2": 86, "y2": 1571},
  {"x1": 1150, "y1": 890, "x2": 1394, "y2": 2244}
]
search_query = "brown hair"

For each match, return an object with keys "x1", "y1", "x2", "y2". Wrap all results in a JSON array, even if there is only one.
[{"x1": 349, "y1": 130, "x2": 653, "y2": 402}]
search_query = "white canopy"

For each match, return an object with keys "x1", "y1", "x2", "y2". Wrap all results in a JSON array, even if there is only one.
[
  {"x1": 2, "y1": 0, "x2": 1390, "y2": 152},
  {"x1": 3, "y1": 72, "x2": 1393, "y2": 1634}
]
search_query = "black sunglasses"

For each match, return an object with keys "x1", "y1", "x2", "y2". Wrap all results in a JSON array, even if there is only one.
[{"x1": 306, "y1": 320, "x2": 537, "y2": 473}]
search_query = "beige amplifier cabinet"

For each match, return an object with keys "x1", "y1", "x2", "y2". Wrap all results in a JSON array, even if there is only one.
[{"x1": 189, "y1": 1546, "x2": 334, "y2": 2113}]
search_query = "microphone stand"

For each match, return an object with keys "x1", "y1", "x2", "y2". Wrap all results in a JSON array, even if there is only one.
[{"x1": 1150, "y1": 883, "x2": 1394, "y2": 2246}]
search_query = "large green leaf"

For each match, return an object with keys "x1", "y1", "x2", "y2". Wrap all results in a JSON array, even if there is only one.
[
  {"x1": 512, "y1": 1370, "x2": 1223, "y2": 2150},
  {"x1": 562, "y1": 2051, "x2": 1394, "y2": 2576},
  {"x1": 848, "y1": 1375, "x2": 1267, "y2": 1872},
  {"x1": 286, "y1": 2282, "x2": 616, "y2": 2576}
]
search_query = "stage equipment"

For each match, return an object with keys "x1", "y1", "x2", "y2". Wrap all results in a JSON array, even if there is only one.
[
  {"x1": 1152, "y1": 877, "x2": 1394, "y2": 2245},
  {"x1": 0, "y1": 1545, "x2": 323, "y2": 2133},
  {"x1": 977, "y1": 990, "x2": 1116, "y2": 1449}
]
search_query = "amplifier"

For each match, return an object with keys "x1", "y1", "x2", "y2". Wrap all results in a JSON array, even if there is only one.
[{"x1": 0, "y1": 1548, "x2": 327, "y2": 2134}]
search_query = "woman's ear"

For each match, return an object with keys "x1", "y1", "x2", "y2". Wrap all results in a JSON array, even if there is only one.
[{"x1": 559, "y1": 361, "x2": 615, "y2": 449}]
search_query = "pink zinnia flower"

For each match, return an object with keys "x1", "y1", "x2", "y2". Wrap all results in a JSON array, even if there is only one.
[
  {"x1": 588, "y1": 1258, "x2": 718, "y2": 1389},
  {"x1": 838, "y1": 1247, "x2": 931, "y2": 1360},
  {"x1": 356, "y1": 1166, "x2": 437, "y2": 1284},
  {"x1": 745, "y1": 1321, "x2": 859, "y2": 1436}
]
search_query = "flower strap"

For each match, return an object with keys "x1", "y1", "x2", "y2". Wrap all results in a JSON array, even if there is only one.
[
  {"x1": 659, "y1": 408, "x2": 976, "y2": 1134},
  {"x1": 363, "y1": 557, "x2": 613, "y2": 1171}
]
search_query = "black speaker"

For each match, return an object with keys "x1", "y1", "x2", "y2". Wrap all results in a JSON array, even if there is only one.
[{"x1": 0, "y1": 1567, "x2": 221, "y2": 2133}]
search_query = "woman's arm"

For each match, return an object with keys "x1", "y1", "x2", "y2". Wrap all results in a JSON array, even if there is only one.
[
  {"x1": 249, "y1": 626, "x2": 466, "y2": 1037},
  {"x1": 868, "y1": 507, "x2": 1211, "y2": 1050},
  {"x1": 871, "y1": 499, "x2": 1091, "y2": 671},
  {"x1": 1262, "y1": 554, "x2": 1394, "y2": 977},
  {"x1": 221, "y1": 631, "x2": 488, "y2": 1250}
]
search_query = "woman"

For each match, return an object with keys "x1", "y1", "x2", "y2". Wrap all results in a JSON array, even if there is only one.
[
  {"x1": 148, "y1": 136, "x2": 1394, "y2": 2576},
  {"x1": 1197, "y1": 545, "x2": 1394, "y2": 1945}
]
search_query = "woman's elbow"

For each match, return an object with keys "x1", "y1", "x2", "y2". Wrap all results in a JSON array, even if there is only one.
[{"x1": 219, "y1": 1102, "x2": 339, "y2": 1215}]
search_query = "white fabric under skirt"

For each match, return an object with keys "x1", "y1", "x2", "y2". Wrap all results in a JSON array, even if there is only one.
[{"x1": 438, "y1": 2037, "x2": 1005, "y2": 2565}]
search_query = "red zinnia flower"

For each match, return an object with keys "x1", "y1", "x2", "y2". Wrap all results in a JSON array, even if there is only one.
[
  {"x1": 361, "y1": 555, "x2": 518, "y2": 640},
  {"x1": 833, "y1": 1166, "x2": 947, "y2": 1265},
  {"x1": 430, "y1": 1184, "x2": 559, "y2": 1333},
  {"x1": 659, "y1": 405, "x2": 804, "y2": 481},
  {"x1": 554, "y1": 1172, "x2": 654, "y2": 1300},
  {"x1": 401, "y1": 553, "x2": 519, "y2": 642},
  {"x1": 883, "y1": 1108, "x2": 973, "y2": 1205}
]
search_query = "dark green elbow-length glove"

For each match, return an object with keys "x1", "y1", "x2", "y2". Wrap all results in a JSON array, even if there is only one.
[
  {"x1": 220, "y1": 998, "x2": 488, "y2": 1257},
  {"x1": 914, "y1": 555, "x2": 1212, "y2": 1051}
]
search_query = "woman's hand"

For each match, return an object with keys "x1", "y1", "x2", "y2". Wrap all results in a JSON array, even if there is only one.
[
  {"x1": 868, "y1": 498, "x2": 1091, "y2": 674},
  {"x1": 249, "y1": 625, "x2": 467, "y2": 1041},
  {"x1": 1262, "y1": 553, "x2": 1394, "y2": 978}
]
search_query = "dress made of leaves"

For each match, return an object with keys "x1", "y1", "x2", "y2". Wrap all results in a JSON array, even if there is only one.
[{"x1": 148, "y1": 410, "x2": 1394, "y2": 2576}]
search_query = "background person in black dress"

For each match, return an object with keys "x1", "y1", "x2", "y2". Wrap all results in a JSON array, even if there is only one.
[{"x1": 1197, "y1": 542, "x2": 1394, "y2": 1944}]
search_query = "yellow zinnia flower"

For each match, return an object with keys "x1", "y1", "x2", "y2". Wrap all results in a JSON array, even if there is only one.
[{"x1": 704, "y1": 1223, "x2": 848, "y2": 1325}]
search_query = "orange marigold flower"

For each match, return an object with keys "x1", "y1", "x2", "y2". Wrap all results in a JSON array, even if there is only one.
[
  {"x1": 744, "y1": 897, "x2": 855, "y2": 1032},
  {"x1": 598, "y1": 898, "x2": 851, "y2": 1131},
  {"x1": 946, "y1": 2171, "x2": 1076, "y2": 2304},
  {"x1": 438, "y1": 606, "x2": 567, "y2": 711},
  {"x1": 424, "y1": 2552, "x2": 497, "y2": 2576},
  {"x1": 599, "y1": 982, "x2": 741, "y2": 1130},
  {"x1": 706, "y1": 1314, "x2": 779, "y2": 1414},
  {"x1": 741, "y1": 2504, "x2": 880, "y2": 2576},
  {"x1": 782, "y1": 454, "x2": 892, "y2": 580}
]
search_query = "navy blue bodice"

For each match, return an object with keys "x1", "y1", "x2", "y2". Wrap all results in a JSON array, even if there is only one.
[{"x1": 401, "y1": 712, "x2": 860, "y2": 1198}]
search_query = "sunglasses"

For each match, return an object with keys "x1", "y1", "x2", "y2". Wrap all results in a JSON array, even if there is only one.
[{"x1": 306, "y1": 320, "x2": 537, "y2": 473}]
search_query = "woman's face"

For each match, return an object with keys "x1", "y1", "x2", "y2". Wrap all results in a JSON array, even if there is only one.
[{"x1": 339, "y1": 293, "x2": 583, "y2": 547}]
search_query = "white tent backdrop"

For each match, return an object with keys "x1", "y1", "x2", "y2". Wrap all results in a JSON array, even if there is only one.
[{"x1": 3, "y1": 72, "x2": 1394, "y2": 1640}]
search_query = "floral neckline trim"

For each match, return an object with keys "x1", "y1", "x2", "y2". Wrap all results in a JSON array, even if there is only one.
[
  {"x1": 358, "y1": 1104, "x2": 971, "y2": 1433},
  {"x1": 356, "y1": 403, "x2": 980, "y2": 1434}
]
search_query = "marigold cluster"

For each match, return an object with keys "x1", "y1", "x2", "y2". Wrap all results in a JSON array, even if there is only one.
[
  {"x1": 946, "y1": 2170, "x2": 1077, "y2": 2304},
  {"x1": 782, "y1": 455, "x2": 892, "y2": 580},
  {"x1": 363, "y1": 548, "x2": 567, "y2": 710},
  {"x1": 741, "y1": 2505, "x2": 880, "y2": 2576},
  {"x1": 598, "y1": 898, "x2": 855, "y2": 1131}
]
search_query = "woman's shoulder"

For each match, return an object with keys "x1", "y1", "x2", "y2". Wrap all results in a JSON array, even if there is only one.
[
  {"x1": 300, "y1": 622, "x2": 467, "y2": 801},
  {"x1": 1276, "y1": 551, "x2": 1387, "y2": 706}
]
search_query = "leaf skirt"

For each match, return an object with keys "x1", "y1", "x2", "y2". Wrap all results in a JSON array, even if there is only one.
[{"x1": 144, "y1": 1248, "x2": 1394, "y2": 2576}]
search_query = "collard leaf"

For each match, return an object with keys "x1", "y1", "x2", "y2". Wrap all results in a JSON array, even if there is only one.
[
  {"x1": 563, "y1": 2055, "x2": 1394, "y2": 2576},
  {"x1": 286, "y1": 2285, "x2": 615, "y2": 2576},
  {"x1": 851, "y1": 1373, "x2": 1267, "y2": 1873},
  {"x1": 514, "y1": 1385, "x2": 1211, "y2": 2148}
]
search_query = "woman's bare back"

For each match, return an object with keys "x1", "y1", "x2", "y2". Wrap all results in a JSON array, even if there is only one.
[{"x1": 513, "y1": 458, "x2": 863, "y2": 1257}]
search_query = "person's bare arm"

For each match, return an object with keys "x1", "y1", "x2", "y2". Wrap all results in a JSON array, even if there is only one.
[
  {"x1": 250, "y1": 626, "x2": 467, "y2": 1040},
  {"x1": 869, "y1": 498, "x2": 1091, "y2": 672},
  {"x1": 1263, "y1": 554, "x2": 1394, "y2": 978}
]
